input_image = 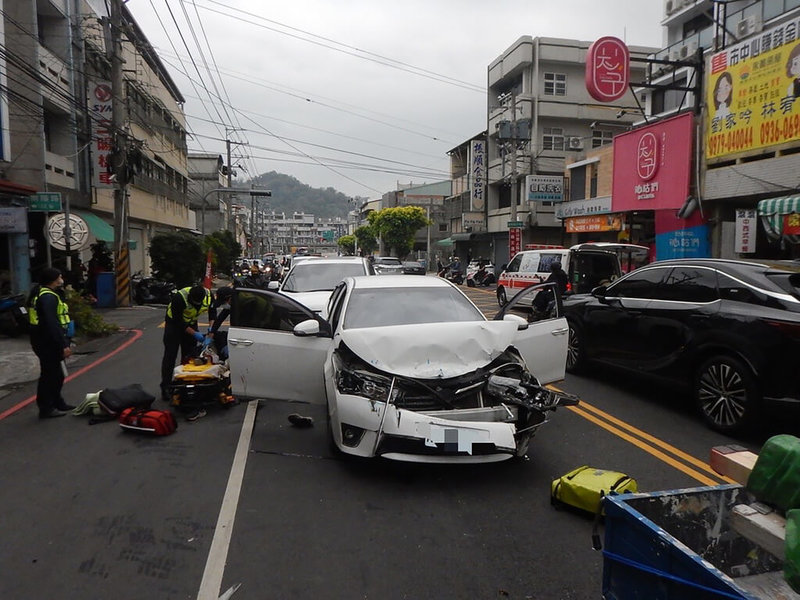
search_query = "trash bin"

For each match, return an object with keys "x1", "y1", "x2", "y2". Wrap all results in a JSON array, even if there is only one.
[{"x1": 95, "y1": 272, "x2": 115, "y2": 307}]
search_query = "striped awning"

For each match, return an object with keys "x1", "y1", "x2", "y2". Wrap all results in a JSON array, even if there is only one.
[{"x1": 757, "y1": 196, "x2": 800, "y2": 239}]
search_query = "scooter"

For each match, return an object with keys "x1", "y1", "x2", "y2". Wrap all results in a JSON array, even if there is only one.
[
  {"x1": 132, "y1": 273, "x2": 175, "y2": 304},
  {"x1": 438, "y1": 266, "x2": 464, "y2": 285},
  {"x1": 466, "y1": 268, "x2": 496, "y2": 287},
  {"x1": 0, "y1": 293, "x2": 29, "y2": 337}
]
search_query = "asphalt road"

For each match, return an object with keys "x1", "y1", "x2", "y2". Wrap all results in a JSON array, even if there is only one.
[{"x1": 0, "y1": 287, "x2": 790, "y2": 600}]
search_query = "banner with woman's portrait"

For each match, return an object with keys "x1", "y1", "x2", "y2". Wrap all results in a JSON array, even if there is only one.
[{"x1": 706, "y1": 17, "x2": 800, "y2": 160}]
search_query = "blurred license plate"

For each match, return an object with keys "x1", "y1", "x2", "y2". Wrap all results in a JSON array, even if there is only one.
[{"x1": 425, "y1": 424, "x2": 489, "y2": 454}]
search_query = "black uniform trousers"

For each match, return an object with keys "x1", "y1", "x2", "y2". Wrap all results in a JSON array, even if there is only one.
[
  {"x1": 161, "y1": 322, "x2": 198, "y2": 394},
  {"x1": 32, "y1": 342, "x2": 65, "y2": 414}
]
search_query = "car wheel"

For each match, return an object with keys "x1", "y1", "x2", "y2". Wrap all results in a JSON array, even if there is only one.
[
  {"x1": 694, "y1": 355, "x2": 759, "y2": 434},
  {"x1": 497, "y1": 287, "x2": 508, "y2": 307},
  {"x1": 566, "y1": 321, "x2": 586, "y2": 374}
]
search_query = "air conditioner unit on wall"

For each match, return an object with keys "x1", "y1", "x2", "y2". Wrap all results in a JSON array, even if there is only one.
[
  {"x1": 680, "y1": 41, "x2": 698, "y2": 59},
  {"x1": 568, "y1": 137, "x2": 583, "y2": 150},
  {"x1": 737, "y1": 15, "x2": 763, "y2": 39},
  {"x1": 665, "y1": 0, "x2": 676, "y2": 15},
  {"x1": 669, "y1": 46, "x2": 683, "y2": 63}
]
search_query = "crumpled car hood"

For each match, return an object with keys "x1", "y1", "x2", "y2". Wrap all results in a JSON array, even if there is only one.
[{"x1": 338, "y1": 320, "x2": 520, "y2": 379}]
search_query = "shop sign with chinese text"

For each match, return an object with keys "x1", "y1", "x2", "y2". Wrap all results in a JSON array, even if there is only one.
[
  {"x1": 470, "y1": 139, "x2": 486, "y2": 211},
  {"x1": 90, "y1": 80, "x2": 114, "y2": 188},
  {"x1": 735, "y1": 209, "x2": 758, "y2": 252},
  {"x1": 612, "y1": 112, "x2": 693, "y2": 212},
  {"x1": 526, "y1": 175, "x2": 564, "y2": 202},
  {"x1": 509, "y1": 227, "x2": 521, "y2": 257},
  {"x1": 706, "y1": 16, "x2": 800, "y2": 160},
  {"x1": 783, "y1": 212, "x2": 800, "y2": 235},
  {"x1": 585, "y1": 37, "x2": 630, "y2": 102}
]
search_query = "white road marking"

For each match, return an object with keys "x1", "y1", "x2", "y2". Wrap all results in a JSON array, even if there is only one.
[{"x1": 196, "y1": 400, "x2": 258, "y2": 600}]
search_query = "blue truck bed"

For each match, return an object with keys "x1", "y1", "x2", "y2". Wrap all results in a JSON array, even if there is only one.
[{"x1": 602, "y1": 484, "x2": 798, "y2": 599}]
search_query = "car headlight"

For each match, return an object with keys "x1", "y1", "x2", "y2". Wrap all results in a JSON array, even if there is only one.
[{"x1": 336, "y1": 366, "x2": 400, "y2": 402}]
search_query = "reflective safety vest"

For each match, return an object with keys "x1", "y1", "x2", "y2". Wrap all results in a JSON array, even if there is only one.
[
  {"x1": 166, "y1": 287, "x2": 211, "y2": 324},
  {"x1": 28, "y1": 287, "x2": 70, "y2": 328}
]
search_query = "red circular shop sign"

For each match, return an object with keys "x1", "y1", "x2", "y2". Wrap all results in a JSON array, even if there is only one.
[{"x1": 585, "y1": 37, "x2": 630, "y2": 102}]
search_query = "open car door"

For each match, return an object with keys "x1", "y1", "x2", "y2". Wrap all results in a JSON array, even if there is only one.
[
  {"x1": 494, "y1": 282, "x2": 568, "y2": 384},
  {"x1": 228, "y1": 288, "x2": 332, "y2": 402}
]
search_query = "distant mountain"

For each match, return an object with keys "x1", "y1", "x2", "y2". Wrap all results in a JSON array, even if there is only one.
[{"x1": 243, "y1": 171, "x2": 353, "y2": 219}]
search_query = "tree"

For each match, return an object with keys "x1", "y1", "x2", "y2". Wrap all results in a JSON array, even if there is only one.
[
  {"x1": 149, "y1": 232, "x2": 205, "y2": 287},
  {"x1": 337, "y1": 234, "x2": 356, "y2": 255},
  {"x1": 203, "y1": 230, "x2": 241, "y2": 275},
  {"x1": 368, "y1": 206, "x2": 431, "y2": 258},
  {"x1": 354, "y1": 225, "x2": 378, "y2": 256}
]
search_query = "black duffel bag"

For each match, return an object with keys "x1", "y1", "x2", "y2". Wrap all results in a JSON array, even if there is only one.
[{"x1": 97, "y1": 383, "x2": 156, "y2": 417}]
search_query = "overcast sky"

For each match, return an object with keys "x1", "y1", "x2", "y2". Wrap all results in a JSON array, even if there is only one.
[{"x1": 125, "y1": 0, "x2": 665, "y2": 199}]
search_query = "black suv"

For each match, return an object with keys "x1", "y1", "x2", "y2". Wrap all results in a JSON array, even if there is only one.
[{"x1": 562, "y1": 258, "x2": 800, "y2": 434}]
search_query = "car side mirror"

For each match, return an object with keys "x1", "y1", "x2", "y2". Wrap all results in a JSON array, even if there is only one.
[
  {"x1": 591, "y1": 285, "x2": 607, "y2": 297},
  {"x1": 293, "y1": 319, "x2": 320, "y2": 337},
  {"x1": 503, "y1": 314, "x2": 529, "y2": 330},
  {"x1": 267, "y1": 280, "x2": 279, "y2": 290}
]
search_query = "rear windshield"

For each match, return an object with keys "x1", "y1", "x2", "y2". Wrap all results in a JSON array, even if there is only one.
[
  {"x1": 344, "y1": 287, "x2": 484, "y2": 329},
  {"x1": 282, "y1": 263, "x2": 366, "y2": 292}
]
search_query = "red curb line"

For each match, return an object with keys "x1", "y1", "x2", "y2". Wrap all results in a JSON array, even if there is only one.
[{"x1": 0, "y1": 328, "x2": 144, "y2": 421}]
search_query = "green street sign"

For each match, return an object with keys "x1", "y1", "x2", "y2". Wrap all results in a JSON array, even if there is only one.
[
  {"x1": 30, "y1": 192, "x2": 62, "y2": 212},
  {"x1": 507, "y1": 220, "x2": 523, "y2": 228}
]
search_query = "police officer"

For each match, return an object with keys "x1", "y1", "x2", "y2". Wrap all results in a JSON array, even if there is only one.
[
  {"x1": 160, "y1": 284, "x2": 212, "y2": 401},
  {"x1": 28, "y1": 268, "x2": 73, "y2": 418}
]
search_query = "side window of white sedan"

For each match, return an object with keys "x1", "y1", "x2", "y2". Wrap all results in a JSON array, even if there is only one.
[{"x1": 231, "y1": 290, "x2": 313, "y2": 332}]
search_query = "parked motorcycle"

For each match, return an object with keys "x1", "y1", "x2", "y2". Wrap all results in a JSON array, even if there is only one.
[
  {"x1": 132, "y1": 273, "x2": 175, "y2": 305},
  {"x1": 0, "y1": 293, "x2": 30, "y2": 337},
  {"x1": 466, "y1": 267, "x2": 496, "y2": 287}
]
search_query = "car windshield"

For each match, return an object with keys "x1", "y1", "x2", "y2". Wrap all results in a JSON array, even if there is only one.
[
  {"x1": 343, "y1": 287, "x2": 485, "y2": 329},
  {"x1": 282, "y1": 263, "x2": 366, "y2": 292}
]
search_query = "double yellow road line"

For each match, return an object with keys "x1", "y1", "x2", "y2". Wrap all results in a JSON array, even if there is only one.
[{"x1": 554, "y1": 388, "x2": 736, "y2": 486}]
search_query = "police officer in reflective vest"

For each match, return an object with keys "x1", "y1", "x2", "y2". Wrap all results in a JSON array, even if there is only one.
[
  {"x1": 28, "y1": 267, "x2": 73, "y2": 418},
  {"x1": 160, "y1": 284, "x2": 212, "y2": 400}
]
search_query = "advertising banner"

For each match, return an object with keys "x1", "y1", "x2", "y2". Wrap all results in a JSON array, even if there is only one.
[
  {"x1": 611, "y1": 112, "x2": 693, "y2": 212},
  {"x1": 735, "y1": 209, "x2": 758, "y2": 253},
  {"x1": 526, "y1": 175, "x2": 564, "y2": 202},
  {"x1": 470, "y1": 139, "x2": 486, "y2": 211},
  {"x1": 783, "y1": 212, "x2": 800, "y2": 235},
  {"x1": 566, "y1": 215, "x2": 623, "y2": 233},
  {"x1": 509, "y1": 227, "x2": 521, "y2": 258},
  {"x1": 654, "y1": 210, "x2": 710, "y2": 260},
  {"x1": 706, "y1": 16, "x2": 800, "y2": 159}
]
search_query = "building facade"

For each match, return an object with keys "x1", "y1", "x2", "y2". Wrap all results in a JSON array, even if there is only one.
[
  {"x1": 484, "y1": 36, "x2": 659, "y2": 269},
  {"x1": 0, "y1": 0, "x2": 192, "y2": 293}
]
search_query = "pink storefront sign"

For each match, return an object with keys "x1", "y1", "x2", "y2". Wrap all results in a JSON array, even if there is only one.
[{"x1": 612, "y1": 112, "x2": 694, "y2": 212}]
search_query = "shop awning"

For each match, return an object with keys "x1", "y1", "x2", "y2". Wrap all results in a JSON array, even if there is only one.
[
  {"x1": 72, "y1": 210, "x2": 114, "y2": 242},
  {"x1": 450, "y1": 232, "x2": 472, "y2": 241},
  {"x1": 436, "y1": 237, "x2": 454, "y2": 246},
  {"x1": 757, "y1": 196, "x2": 800, "y2": 239}
]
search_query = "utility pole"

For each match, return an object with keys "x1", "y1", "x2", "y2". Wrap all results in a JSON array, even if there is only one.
[
  {"x1": 226, "y1": 138, "x2": 234, "y2": 234},
  {"x1": 110, "y1": 0, "x2": 130, "y2": 306},
  {"x1": 510, "y1": 91, "x2": 518, "y2": 225}
]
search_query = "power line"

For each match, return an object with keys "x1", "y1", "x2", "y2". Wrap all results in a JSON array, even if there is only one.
[{"x1": 193, "y1": 0, "x2": 485, "y2": 93}]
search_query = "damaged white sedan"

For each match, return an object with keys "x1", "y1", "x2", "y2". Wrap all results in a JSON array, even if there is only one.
[{"x1": 227, "y1": 275, "x2": 577, "y2": 463}]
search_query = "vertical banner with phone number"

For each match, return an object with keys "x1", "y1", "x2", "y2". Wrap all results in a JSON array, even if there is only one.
[{"x1": 706, "y1": 17, "x2": 800, "y2": 160}]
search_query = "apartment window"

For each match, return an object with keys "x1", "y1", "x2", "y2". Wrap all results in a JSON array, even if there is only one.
[
  {"x1": 542, "y1": 127, "x2": 565, "y2": 151},
  {"x1": 592, "y1": 129, "x2": 614, "y2": 148},
  {"x1": 544, "y1": 73, "x2": 566, "y2": 96}
]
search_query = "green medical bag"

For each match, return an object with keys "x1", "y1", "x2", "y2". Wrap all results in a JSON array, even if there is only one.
[{"x1": 551, "y1": 465, "x2": 638, "y2": 515}]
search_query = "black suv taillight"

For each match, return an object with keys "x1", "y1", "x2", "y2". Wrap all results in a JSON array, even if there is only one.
[{"x1": 763, "y1": 318, "x2": 800, "y2": 339}]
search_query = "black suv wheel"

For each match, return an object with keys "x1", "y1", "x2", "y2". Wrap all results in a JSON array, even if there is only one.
[{"x1": 694, "y1": 355, "x2": 759, "y2": 434}]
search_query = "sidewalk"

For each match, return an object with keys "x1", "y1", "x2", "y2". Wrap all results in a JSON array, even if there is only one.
[
  {"x1": 0, "y1": 305, "x2": 162, "y2": 400},
  {"x1": 0, "y1": 278, "x2": 231, "y2": 398}
]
